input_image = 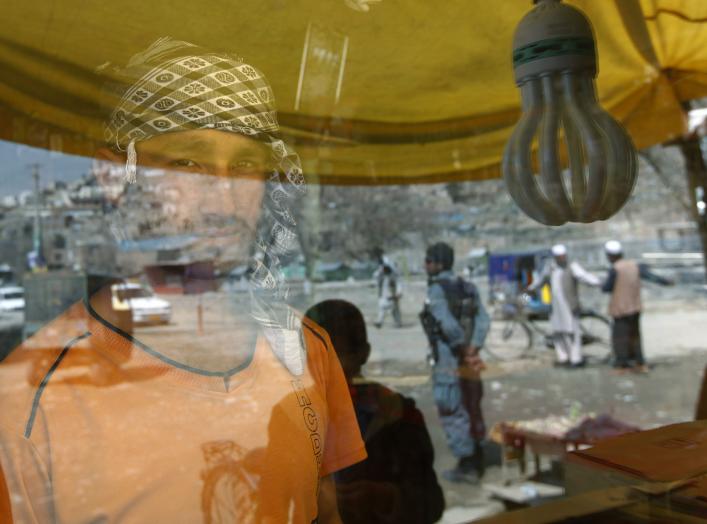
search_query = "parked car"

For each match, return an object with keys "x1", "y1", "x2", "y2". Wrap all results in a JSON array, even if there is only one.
[
  {"x1": 110, "y1": 282, "x2": 171, "y2": 325},
  {"x1": 0, "y1": 264, "x2": 15, "y2": 286},
  {"x1": 0, "y1": 286, "x2": 25, "y2": 312}
]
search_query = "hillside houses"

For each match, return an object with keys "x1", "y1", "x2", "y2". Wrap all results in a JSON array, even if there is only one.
[{"x1": 0, "y1": 172, "x2": 117, "y2": 279}]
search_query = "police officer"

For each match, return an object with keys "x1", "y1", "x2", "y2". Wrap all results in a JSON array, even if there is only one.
[{"x1": 421, "y1": 242, "x2": 490, "y2": 483}]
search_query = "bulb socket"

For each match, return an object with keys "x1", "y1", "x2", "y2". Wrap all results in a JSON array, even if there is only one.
[{"x1": 512, "y1": 0, "x2": 597, "y2": 84}]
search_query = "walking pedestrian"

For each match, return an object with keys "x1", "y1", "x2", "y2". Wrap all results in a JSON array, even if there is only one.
[{"x1": 374, "y1": 262, "x2": 402, "y2": 328}]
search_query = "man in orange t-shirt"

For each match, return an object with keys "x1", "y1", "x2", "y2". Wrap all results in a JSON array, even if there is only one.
[
  {"x1": 0, "y1": 37, "x2": 365, "y2": 523},
  {"x1": 0, "y1": 301, "x2": 363, "y2": 523}
]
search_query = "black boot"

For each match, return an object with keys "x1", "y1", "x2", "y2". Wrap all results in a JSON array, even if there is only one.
[
  {"x1": 471, "y1": 445, "x2": 485, "y2": 478},
  {"x1": 442, "y1": 454, "x2": 481, "y2": 484}
]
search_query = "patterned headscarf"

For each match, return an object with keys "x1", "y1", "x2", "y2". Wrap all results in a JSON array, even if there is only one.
[
  {"x1": 105, "y1": 37, "x2": 284, "y2": 181},
  {"x1": 101, "y1": 37, "x2": 307, "y2": 375}
]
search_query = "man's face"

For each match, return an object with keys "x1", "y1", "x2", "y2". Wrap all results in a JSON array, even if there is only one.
[
  {"x1": 129, "y1": 129, "x2": 270, "y2": 262},
  {"x1": 555, "y1": 254, "x2": 567, "y2": 267},
  {"x1": 425, "y1": 258, "x2": 442, "y2": 276}
]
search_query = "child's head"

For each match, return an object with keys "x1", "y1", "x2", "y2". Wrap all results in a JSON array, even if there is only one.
[{"x1": 305, "y1": 300, "x2": 370, "y2": 381}]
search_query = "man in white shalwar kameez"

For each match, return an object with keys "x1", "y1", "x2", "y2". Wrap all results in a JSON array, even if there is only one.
[
  {"x1": 529, "y1": 244, "x2": 600, "y2": 367},
  {"x1": 374, "y1": 261, "x2": 402, "y2": 328}
]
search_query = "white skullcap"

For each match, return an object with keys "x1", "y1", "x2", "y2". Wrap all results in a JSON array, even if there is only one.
[
  {"x1": 551, "y1": 244, "x2": 567, "y2": 257},
  {"x1": 604, "y1": 240, "x2": 623, "y2": 255}
]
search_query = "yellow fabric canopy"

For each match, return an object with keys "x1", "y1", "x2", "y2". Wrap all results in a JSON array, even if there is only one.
[{"x1": 1, "y1": 0, "x2": 706, "y2": 184}]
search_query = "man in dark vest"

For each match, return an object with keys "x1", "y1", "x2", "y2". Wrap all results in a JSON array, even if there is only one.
[{"x1": 602, "y1": 240, "x2": 673, "y2": 374}]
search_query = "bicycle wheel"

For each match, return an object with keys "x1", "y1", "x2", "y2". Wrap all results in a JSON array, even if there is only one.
[
  {"x1": 526, "y1": 318, "x2": 553, "y2": 350},
  {"x1": 580, "y1": 313, "x2": 612, "y2": 364},
  {"x1": 484, "y1": 318, "x2": 532, "y2": 361}
]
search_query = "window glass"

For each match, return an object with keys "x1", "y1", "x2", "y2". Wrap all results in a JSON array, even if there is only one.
[{"x1": 1, "y1": 2, "x2": 707, "y2": 523}]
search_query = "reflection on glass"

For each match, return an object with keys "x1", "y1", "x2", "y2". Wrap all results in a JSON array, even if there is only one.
[
  {"x1": 0, "y1": 37, "x2": 366, "y2": 523},
  {"x1": 0, "y1": 5, "x2": 705, "y2": 522}
]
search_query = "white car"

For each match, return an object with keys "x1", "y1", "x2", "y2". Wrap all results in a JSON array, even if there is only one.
[
  {"x1": 0, "y1": 286, "x2": 25, "y2": 312},
  {"x1": 111, "y1": 283, "x2": 172, "y2": 325}
]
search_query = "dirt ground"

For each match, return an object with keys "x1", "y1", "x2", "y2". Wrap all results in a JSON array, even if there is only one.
[
  {"x1": 139, "y1": 276, "x2": 707, "y2": 521},
  {"x1": 2, "y1": 277, "x2": 705, "y2": 522}
]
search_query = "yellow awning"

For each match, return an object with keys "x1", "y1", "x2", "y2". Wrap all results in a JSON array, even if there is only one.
[{"x1": 1, "y1": 0, "x2": 706, "y2": 184}]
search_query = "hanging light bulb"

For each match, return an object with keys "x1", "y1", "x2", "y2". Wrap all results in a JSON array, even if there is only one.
[{"x1": 502, "y1": 0, "x2": 637, "y2": 226}]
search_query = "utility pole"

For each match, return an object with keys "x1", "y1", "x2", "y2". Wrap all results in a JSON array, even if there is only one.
[{"x1": 29, "y1": 163, "x2": 44, "y2": 268}]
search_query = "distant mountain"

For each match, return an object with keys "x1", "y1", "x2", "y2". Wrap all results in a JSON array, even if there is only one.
[{"x1": 0, "y1": 140, "x2": 92, "y2": 197}]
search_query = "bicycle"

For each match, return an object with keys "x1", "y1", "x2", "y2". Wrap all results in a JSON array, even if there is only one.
[{"x1": 484, "y1": 292, "x2": 612, "y2": 364}]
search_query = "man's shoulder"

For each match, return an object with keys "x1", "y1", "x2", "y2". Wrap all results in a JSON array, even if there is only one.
[
  {"x1": 429, "y1": 272, "x2": 456, "y2": 286},
  {"x1": 298, "y1": 313, "x2": 338, "y2": 376},
  {"x1": 0, "y1": 309, "x2": 94, "y2": 436},
  {"x1": 459, "y1": 277, "x2": 479, "y2": 293},
  {"x1": 426, "y1": 281, "x2": 450, "y2": 306},
  {"x1": 2, "y1": 301, "x2": 91, "y2": 364},
  {"x1": 0, "y1": 319, "x2": 146, "y2": 455},
  {"x1": 299, "y1": 314, "x2": 332, "y2": 353},
  {"x1": 616, "y1": 258, "x2": 640, "y2": 273},
  {"x1": 433, "y1": 275, "x2": 477, "y2": 295}
]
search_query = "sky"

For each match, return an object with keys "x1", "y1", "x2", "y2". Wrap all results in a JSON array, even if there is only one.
[{"x1": 0, "y1": 140, "x2": 92, "y2": 197}]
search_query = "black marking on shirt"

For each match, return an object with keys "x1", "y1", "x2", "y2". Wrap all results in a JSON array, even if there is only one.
[
  {"x1": 25, "y1": 331, "x2": 92, "y2": 439},
  {"x1": 84, "y1": 297, "x2": 256, "y2": 380},
  {"x1": 302, "y1": 323, "x2": 328, "y2": 352}
]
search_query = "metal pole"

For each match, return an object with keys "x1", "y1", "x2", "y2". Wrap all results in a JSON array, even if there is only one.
[
  {"x1": 197, "y1": 293, "x2": 204, "y2": 335},
  {"x1": 29, "y1": 163, "x2": 43, "y2": 266}
]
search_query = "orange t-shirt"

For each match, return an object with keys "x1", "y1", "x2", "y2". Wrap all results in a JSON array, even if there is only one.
[{"x1": 0, "y1": 301, "x2": 365, "y2": 523}]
